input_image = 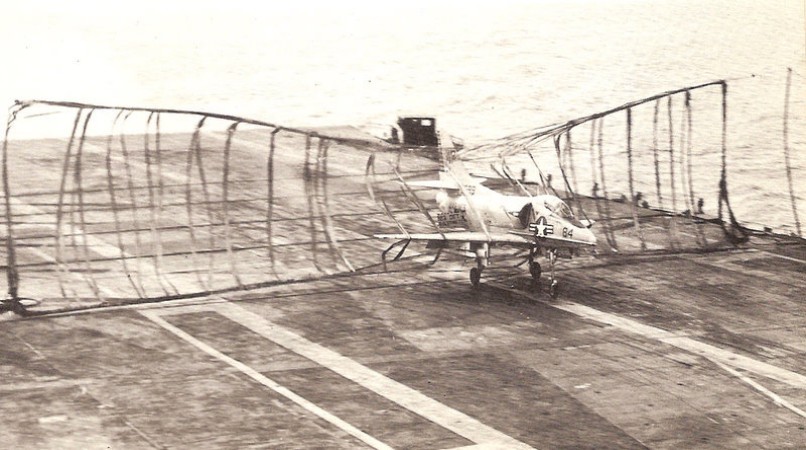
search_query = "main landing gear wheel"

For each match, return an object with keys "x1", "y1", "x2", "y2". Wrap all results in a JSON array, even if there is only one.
[
  {"x1": 469, "y1": 267, "x2": 481, "y2": 288},
  {"x1": 529, "y1": 261, "x2": 542, "y2": 281},
  {"x1": 549, "y1": 279, "x2": 559, "y2": 299}
]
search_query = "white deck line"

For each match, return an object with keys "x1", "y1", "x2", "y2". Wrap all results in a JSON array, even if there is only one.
[
  {"x1": 553, "y1": 302, "x2": 806, "y2": 389},
  {"x1": 712, "y1": 360, "x2": 806, "y2": 419},
  {"x1": 143, "y1": 302, "x2": 535, "y2": 450},
  {"x1": 752, "y1": 248, "x2": 806, "y2": 265},
  {"x1": 140, "y1": 309, "x2": 394, "y2": 450},
  {"x1": 488, "y1": 282, "x2": 806, "y2": 390}
]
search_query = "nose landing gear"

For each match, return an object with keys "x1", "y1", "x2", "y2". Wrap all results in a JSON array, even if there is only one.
[
  {"x1": 469, "y1": 243, "x2": 489, "y2": 289},
  {"x1": 547, "y1": 249, "x2": 559, "y2": 298},
  {"x1": 470, "y1": 266, "x2": 482, "y2": 288},
  {"x1": 528, "y1": 248, "x2": 542, "y2": 282}
]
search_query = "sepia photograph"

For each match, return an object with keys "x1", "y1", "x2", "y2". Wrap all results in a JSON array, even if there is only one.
[{"x1": 1, "y1": 1, "x2": 804, "y2": 448}]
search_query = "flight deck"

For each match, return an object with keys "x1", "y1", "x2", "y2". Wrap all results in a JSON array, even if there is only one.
[
  {"x1": 1, "y1": 108, "x2": 804, "y2": 449},
  {"x1": 1, "y1": 235, "x2": 804, "y2": 449}
]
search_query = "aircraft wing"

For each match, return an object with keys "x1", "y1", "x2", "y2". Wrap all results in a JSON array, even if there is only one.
[
  {"x1": 507, "y1": 230, "x2": 597, "y2": 248},
  {"x1": 375, "y1": 230, "x2": 596, "y2": 248},
  {"x1": 374, "y1": 231, "x2": 532, "y2": 246}
]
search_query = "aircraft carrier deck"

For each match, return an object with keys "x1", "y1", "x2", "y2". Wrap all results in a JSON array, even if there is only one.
[{"x1": 1, "y1": 124, "x2": 804, "y2": 449}]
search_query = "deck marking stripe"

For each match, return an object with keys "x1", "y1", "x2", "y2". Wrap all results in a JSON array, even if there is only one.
[
  {"x1": 445, "y1": 445, "x2": 507, "y2": 450},
  {"x1": 444, "y1": 444, "x2": 501, "y2": 450},
  {"x1": 555, "y1": 302, "x2": 806, "y2": 389},
  {"x1": 489, "y1": 282, "x2": 806, "y2": 390},
  {"x1": 139, "y1": 309, "x2": 394, "y2": 450},
  {"x1": 149, "y1": 303, "x2": 535, "y2": 449},
  {"x1": 753, "y1": 248, "x2": 806, "y2": 265},
  {"x1": 712, "y1": 360, "x2": 806, "y2": 419}
]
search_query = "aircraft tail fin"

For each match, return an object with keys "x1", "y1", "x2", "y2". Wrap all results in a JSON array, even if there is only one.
[
  {"x1": 407, "y1": 179, "x2": 461, "y2": 190},
  {"x1": 439, "y1": 159, "x2": 481, "y2": 188},
  {"x1": 403, "y1": 159, "x2": 482, "y2": 192}
]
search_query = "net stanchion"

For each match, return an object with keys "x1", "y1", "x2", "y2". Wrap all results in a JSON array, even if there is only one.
[
  {"x1": 2, "y1": 103, "x2": 28, "y2": 304},
  {"x1": 783, "y1": 68, "x2": 801, "y2": 237},
  {"x1": 304, "y1": 135, "x2": 323, "y2": 272},
  {"x1": 716, "y1": 82, "x2": 749, "y2": 244},
  {"x1": 266, "y1": 128, "x2": 280, "y2": 277},
  {"x1": 652, "y1": 99, "x2": 664, "y2": 210},
  {"x1": 667, "y1": 97, "x2": 681, "y2": 250}
]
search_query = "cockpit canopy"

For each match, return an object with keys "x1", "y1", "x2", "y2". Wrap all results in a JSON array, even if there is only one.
[
  {"x1": 517, "y1": 196, "x2": 583, "y2": 229},
  {"x1": 543, "y1": 197, "x2": 574, "y2": 221}
]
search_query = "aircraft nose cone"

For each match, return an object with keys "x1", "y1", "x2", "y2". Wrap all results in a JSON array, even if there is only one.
[{"x1": 585, "y1": 228, "x2": 598, "y2": 246}]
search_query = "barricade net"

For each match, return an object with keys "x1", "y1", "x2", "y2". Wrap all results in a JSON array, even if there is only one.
[
  {"x1": 2, "y1": 74, "x2": 802, "y2": 314},
  {"x1": 456, "y1": 79, "x2": 792, "y2": 255},
  {"x1": 1, "y1": 101, "x2": 437, "y2": 313}
]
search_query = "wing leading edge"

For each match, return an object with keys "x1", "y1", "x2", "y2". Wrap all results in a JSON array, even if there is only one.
[{"x1": 374, "y1": 230, "x2": 595, "y2": 248}]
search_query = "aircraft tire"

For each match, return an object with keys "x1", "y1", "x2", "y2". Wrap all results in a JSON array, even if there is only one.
[
  {"x1": 529, "y1": 261, "x2": 542, "y2": 281},
  {"x1": 470, "y1": 267, "x2": 481, "y2": 288},
  {"x1": 549, "y1": 280, "x2": 559, "y2": 299}
]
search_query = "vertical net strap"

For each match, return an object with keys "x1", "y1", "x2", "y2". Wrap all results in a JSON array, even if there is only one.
[
  {"x1": 596, "y1": 117, "x2": 618, "y2": 251},
  {"x1": 144, "y1": 113, "x2": 177, "y2": 295},
  {"x1": 626, "y1": 108, "x2": 647, "y2": 251},
  {"x1": 684, "y1": 92, "x2": 707, "y2": 247},
  {"x1": 304, "y1": 135, "x2": 323, "y2": 272},
  {"x1": 317, "y1": 139, "x2": 354, "y2": 272},
  {"x1": 106, "y1": 111, "x2": 144, "y2": 298},
  {"x1": 717, "y1": 82, "x2": 749, "y2": 244},
  {"x1": 119, "y1": 112, "x2": 147, "y2": 295},
  {"x1": 222, "y1": 121, "x2": 243, "y2": 287},
  {"x1": 184, "y1": 117, "x2": 208, "y2": 291},
  {"x1": 54, "y1": 109, "x2": 82, "y2": 298},
  {"x1": 191, "y1": 117, "x2": 217, "y2": 289},
  {"x1": 74, "y1": 109, "x2": 103, "y2": 298}
]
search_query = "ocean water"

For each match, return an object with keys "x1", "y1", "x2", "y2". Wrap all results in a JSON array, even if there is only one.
[{"x1": 1, "y1": 0, "x2": 804, "y2": 232}]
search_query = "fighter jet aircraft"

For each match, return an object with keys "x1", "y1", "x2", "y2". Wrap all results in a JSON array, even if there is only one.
[{"x1": 374, "y1": 160, "x2": 597, "y2": 298}]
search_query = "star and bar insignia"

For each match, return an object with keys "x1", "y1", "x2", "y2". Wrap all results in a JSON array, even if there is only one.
[{"x1": 528, "y1": 216, "x2": 554, "y2": 237}]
